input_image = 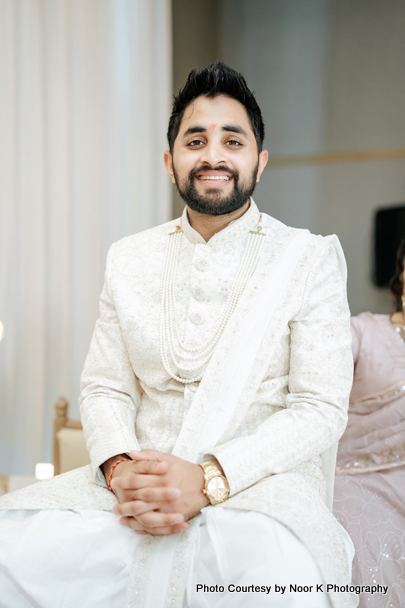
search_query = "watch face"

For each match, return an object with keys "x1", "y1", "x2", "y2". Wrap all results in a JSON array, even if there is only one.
[{"x1": 207, "y1": 476, "x2": 227, "y2": 500}]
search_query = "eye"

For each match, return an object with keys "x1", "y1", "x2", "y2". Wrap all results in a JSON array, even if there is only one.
[
  {"x1": 187, "y1": 139, "x2": 205, "y2": 147},
  {"x1": 226, "y1": 139, "x2": 242, "y2": 147}
]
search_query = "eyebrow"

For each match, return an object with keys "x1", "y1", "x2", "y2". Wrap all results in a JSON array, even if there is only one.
[{"x1": 182, "y1": 124, "x2": 248, "y2": 138}]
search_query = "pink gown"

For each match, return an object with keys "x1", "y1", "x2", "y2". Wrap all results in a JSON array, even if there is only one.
[{"x1": 333, "y1": 313, "x2": 405, "y2": 607}]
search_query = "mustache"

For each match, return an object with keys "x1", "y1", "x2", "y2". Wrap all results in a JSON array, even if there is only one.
[{"x1": 189, "y1": 165, "x2": 239, "y2": 181}]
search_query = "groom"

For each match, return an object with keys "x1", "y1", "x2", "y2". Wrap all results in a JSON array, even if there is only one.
[
  {"x1": 102, "y1": 67, "x2": 270, "y2": 535},
  {"x1": 1, "y1": 62, "x2": 356, "y2": 608}
]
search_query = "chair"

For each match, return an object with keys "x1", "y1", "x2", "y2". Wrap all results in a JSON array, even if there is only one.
[
  {"x1": 0, "y1": 472, "x2": 7, "y2": 496},
  {"x1": 53, "y1": 396, "x2": 90, "y2": 475}
]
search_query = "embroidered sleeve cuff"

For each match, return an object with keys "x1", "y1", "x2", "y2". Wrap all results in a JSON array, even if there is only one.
[{"x1": 92, "y1": 438, "x2": 141, "y2": 487}]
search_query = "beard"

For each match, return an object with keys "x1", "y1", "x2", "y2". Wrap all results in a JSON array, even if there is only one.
[{"x1": 173, "y1": 162, "x2": 259, "y2": 216}]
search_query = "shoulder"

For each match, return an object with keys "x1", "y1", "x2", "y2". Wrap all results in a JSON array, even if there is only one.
[
  {"x1": 261, "y1": 212, "x2": 345, "y2": 276},
  {"x1": 105, "y1": 218, "x2": 180, "y2": 270},
  {"x1": 261, "y1": 212, "x2": 339, "y2": 252},
  {"x1": 113, "y1": 219, "x2": 179, "y2": 254}
]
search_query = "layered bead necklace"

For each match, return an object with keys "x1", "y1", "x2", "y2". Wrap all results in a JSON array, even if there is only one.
[{"x1": 160, "y1": 215, "x2": 266, "y2": 384}]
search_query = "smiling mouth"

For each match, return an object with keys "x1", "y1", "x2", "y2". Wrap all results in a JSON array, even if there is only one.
[{"x1": 197, "y1": 176, "x2": 230, "y2": 181}]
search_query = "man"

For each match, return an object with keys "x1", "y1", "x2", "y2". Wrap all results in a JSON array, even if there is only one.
[{"x1": 0, "y1": 62, "x2": 357, "y2": 608}]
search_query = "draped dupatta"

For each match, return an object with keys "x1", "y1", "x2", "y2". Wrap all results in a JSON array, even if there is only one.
[{"x1": 125, "y1": 215, "x2": 349, "y2": 608}]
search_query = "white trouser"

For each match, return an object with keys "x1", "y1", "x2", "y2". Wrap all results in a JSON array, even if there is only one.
[
  {"x1": 0, "y1": 509, "x2": 137, "y2": 608},
  {"x1": 184, "y1": 507, "x2": 330, "y2": 608},
  {"x1": 0, "y1": 508, "x2": 330, "y2": 608}
]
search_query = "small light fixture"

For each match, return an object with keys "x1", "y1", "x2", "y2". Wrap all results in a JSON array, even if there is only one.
[
  {"x1": 35, "y1": 463, "x2": 54, "y2": 480},
  {"x1": 0, "y1": 321, "x2": 4, "y2": 341}
]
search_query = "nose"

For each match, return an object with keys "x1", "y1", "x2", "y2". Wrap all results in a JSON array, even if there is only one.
[{"x1": 199, "y1": 139, "x2": 227, "y2": 167}]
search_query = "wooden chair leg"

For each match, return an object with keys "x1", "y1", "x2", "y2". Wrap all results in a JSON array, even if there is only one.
[{"x1": 53, "y1": 396, "x2": 68, "y2": 477}]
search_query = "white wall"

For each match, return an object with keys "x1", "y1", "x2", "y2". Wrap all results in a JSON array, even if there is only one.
[{"x1": 219, "y1": 0, "x2": 405, "y2": 314}]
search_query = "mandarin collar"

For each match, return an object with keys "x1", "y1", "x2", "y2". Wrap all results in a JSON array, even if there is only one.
[{"x1": 180, "y1": 199, "x2": 261, "y2": 246}]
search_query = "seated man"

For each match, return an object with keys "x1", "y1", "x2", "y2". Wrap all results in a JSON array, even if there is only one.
[{"x1": 0, "y1": 62, "x2": 357, "y2": 608}]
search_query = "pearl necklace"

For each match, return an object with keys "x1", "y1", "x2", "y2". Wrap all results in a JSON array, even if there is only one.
[
  {"x1": 395, "y1": 325, "x2": 405, "y2": 344},
  {"x1": 160, "y1": 215, "x2": 266, "y2": 384},
  {"x1": 393, "y1": 305, "x2": 405, "y2": 345}
]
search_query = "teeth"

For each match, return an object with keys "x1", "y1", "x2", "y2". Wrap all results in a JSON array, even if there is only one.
[{"x1": 198, "y1": 176, "x2": 230, "y2": 180}]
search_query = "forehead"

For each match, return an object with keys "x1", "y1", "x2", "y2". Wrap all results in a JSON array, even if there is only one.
[{"x1": 179, "y1": 95, "x2": 253, "y2": 136}]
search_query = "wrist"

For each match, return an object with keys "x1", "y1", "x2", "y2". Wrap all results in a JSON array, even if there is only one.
[
  {"x1": 199, "y1": 458, "x2": 230, "y2": 505},
  {"x1": 102, "y1": 453, "x2": 130, "y2": 483}
]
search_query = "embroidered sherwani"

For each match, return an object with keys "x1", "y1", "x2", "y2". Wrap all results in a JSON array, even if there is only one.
[{"x1": 0, "y1": 201, "x2": 356, "y2": 608}]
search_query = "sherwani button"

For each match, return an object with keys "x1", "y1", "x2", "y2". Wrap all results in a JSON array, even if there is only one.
[
  {"x1": 194, "y1": 259, "x2": 209, "y2": 272},
  {"x1": 189, "y1": 312, "x2": 205, "y2": 325},
  {"x1": 191, "y1": 287, "x2": 206, "y2": 301}
]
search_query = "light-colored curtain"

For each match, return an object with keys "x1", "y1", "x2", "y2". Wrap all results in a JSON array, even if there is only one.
[{"x1": 0, "y1": 0, "x2": 172, "y2": 475}]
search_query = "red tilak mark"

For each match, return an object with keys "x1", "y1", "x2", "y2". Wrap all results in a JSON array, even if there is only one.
[{"x1": 208, "y1": 123, "x2": 217, "y2": 131}]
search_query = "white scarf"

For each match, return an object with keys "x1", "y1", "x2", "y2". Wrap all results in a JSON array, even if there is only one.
[{"x1": 132, "y1": 225, "x2": 346, "y2": 608}]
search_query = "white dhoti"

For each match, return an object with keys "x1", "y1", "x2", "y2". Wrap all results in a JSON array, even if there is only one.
[
  {"x1": 185, "y1": 508, "x2": 331, "y2": 608},
  {"x1": 0, "y1": 507, "x2": 331, "y2": 608}
]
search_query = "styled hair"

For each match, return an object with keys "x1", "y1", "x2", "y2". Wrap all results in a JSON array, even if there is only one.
[
  {"x1": 167, "y1": 61, "x2": 265, "y2": 153},
  {"x1": 389, "y1": 239, "x2": 405, "y2": 312}
]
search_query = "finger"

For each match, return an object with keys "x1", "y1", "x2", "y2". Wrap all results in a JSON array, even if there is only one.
[
  {"x1": 140, "y1": 461, "x2": 168, "y2": 474},
  {"x1": 119, "y1": 515, "x2": 186, "y2": 532},
  {"x1": 111, "y1": 473, "x2": 166, "y2": 492},
  {"x1": 130, "y1": 450, "x2": 164, "y2": 462},
  {"x1": 113, "y1": 501, "x2": 184, "y2": 525},
  {"x1": 113, "y1": 500, "x2": 160, "y2": 517},
  {"x1": 128, "y1": 487, "x2": 181, "y2": 503},
  {"x1": 120, "y1": 517, "x2": 189, "y2": 535},
  {"x1": 136, "y1": 510, "x2": 185, "y2": 528},
  {"x1": 128, "y1": 460, "x2": 168, "y2": 475},
  {"x1": 110, "y1": 460, "x2": 167, "y2": 487},
  {"x1": 113, "y1": 500, "x2": 151, "y2": 518},
  {"x1": 119, "y1": 517, "x2": 148, "y2": 531}
]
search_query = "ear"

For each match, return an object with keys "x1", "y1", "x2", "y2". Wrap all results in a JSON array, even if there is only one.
[
  {"x1": 164, "y1": 151, "x2": 176, "y2": 184},
  {"x1": 256, "y1": 149, "x2": 268, "y2": 182}
]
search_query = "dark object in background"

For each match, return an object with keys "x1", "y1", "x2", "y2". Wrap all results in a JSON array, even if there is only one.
[{"x1": 374, "y1": 205, "x2": 405, "y2": 287}]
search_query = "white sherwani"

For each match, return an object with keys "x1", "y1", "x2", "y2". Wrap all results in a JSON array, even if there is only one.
[{"x1": 0, "y1": 201, "x2": 356, "y2": 607}]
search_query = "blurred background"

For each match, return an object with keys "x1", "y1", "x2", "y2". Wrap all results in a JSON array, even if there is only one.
[{"x1": 1, "y1": 0, "x2": 405, "y2": 478}]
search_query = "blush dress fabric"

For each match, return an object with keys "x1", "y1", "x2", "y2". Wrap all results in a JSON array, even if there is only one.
[{"x1": 333, "y1": 313, "x2": 405, "y2": 608}]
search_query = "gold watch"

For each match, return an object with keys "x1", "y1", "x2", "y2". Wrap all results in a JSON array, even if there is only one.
[{"x1": 199, "y1": 460, "x2": 230, "y2": 505}]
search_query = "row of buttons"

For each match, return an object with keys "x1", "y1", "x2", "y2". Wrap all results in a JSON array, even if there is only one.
[
  {"x1": 189, "y1": 255, "x2": 210, "y2": 326},
  {"x1": 190, "y1": 286, "x2": 206, "y2": 325}
]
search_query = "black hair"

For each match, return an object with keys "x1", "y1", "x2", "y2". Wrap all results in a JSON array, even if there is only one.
[
  {"x1": 167, "y1": 61, "x2": 265, "y2": 153},
  {"x1": 389, "y1": 239, "x2": 405, "y2": 312}
]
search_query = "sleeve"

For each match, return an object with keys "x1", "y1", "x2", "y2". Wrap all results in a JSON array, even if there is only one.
[
  {"x1": 209, "y1": 240, "x2": 354, "y2": 496},
  {"x1": 350, "y1": 315, "x2": 362, "y2": 365},
  {"x1": 79, "y1": 243, "x2": 141, "y2": 487}
]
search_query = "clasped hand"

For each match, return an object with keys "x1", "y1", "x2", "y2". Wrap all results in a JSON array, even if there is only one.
[{"x1": 110, "y1": 450, "x2": 209, "y2": 536}]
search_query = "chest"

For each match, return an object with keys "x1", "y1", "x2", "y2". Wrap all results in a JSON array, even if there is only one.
[{"x1": 110, "y1": 237, "x2": 248, "y2": 380}]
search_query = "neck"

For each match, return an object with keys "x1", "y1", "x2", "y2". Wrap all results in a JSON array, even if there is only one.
[
  {"x1": 186, "y1": 199, "x2": 250, "y2": 242},
  {"x1": 390, "y1": 311, "x2": 405, "y2": 325}
]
